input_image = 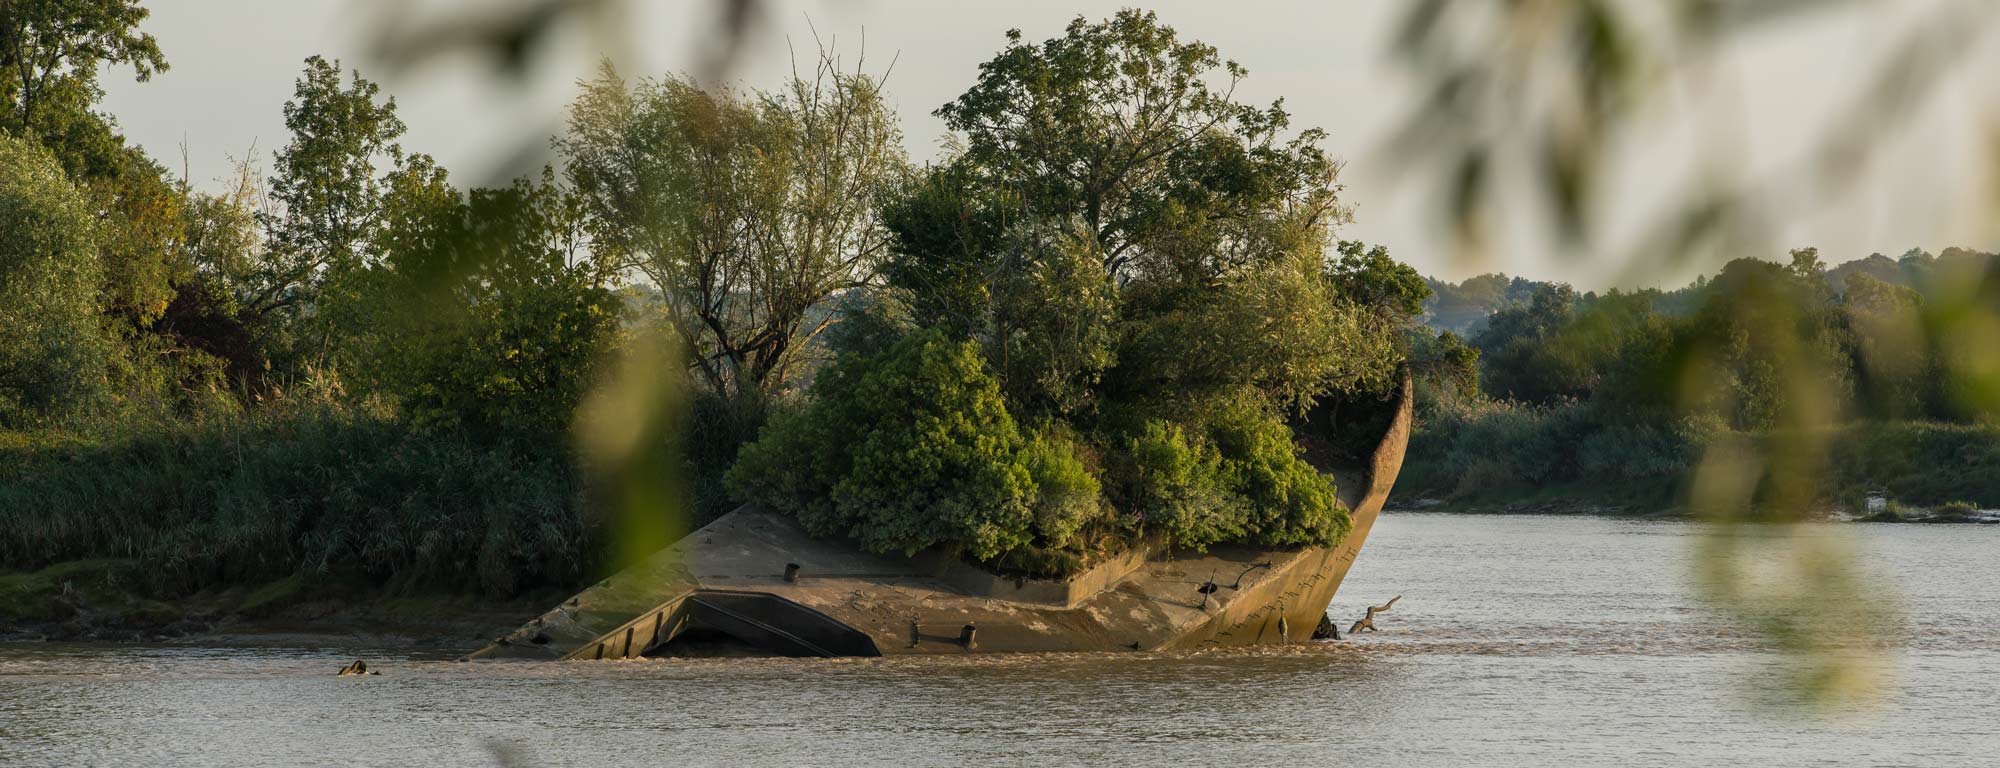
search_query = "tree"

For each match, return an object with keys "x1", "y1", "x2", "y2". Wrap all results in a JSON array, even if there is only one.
[
  {"x1": 92, "y1": 147, "x2": 185, "y2": 324},
  {"x1": 0, "y1": 135, "x2": 108, "y2": 423},
  {"x1": 562, "y1": 54, "x2": 905, "y2": 403},
  {"x1": 1409, "y1": 329, "x2": 1480, "y2": 409},
  {"x1": 936, "y1": 9, "x2": 1343, "y2": 282},
  {"x1": 1838, "y1": 273, "x2": 1929, "y2": 419},
  {"x1": 252, "y1": 56, "x2": 406, "y2": 340},
  {"x1": 986, "y1": 217, "x2": 1118, "y2": 419},
  {"x1": 347, "y1": 161, "x2": 617, "y2": 436},
  {"x1": 1330, "y1": 240, "x2": 1429, "y2": 322},
  {"x1": 897, "y1": 11, "x2": 1393, "y2": 414},
  {"x1": 0, "y1": 1, "x2": 187, "y2": 328},
  {"x1": 1476, "y1": 283, "x2": 1579, "y2": 403},
  {"x1": 1678, "y1": 257, "x2": 1851, "y2": 430},
  {"x1": 0, "y1": 0, "x2": 165, "y2": 140}
]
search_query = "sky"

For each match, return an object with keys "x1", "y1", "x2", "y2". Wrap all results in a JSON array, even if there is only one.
[{"x1": 98, "y1": 0, "x2": 2000, "y2": 289}]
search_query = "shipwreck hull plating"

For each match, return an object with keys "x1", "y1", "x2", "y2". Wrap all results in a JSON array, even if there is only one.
[{"x1": 469, "y1": 374, "x2": 1411, "y2": 660}]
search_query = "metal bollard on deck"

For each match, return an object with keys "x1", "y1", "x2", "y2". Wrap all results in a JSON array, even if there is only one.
[{"x1": 784, "y1": 562, "x2": 800, "y2": 582}]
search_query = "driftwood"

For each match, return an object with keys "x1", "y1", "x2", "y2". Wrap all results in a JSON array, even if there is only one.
[{"x1": 1348, "y1": 595, "x2": 1401, "y2": 634}]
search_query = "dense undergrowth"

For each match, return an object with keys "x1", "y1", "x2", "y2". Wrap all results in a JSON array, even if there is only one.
[{"x1": 0, "y1": 403, "x2": 599, "y2": 597}]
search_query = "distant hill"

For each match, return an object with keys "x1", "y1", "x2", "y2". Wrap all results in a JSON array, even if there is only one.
[{"x1": 1420, "y1": 247, "x2": 1999, "y2": 336}]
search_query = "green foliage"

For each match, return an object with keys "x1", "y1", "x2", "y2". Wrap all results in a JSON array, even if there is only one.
[
  {"x1": 0, "y1": 0, "x2": 165, "y2": 134},
  {"x1": 1409, "y1": 329, "x2": 1480, "y2": 409},
  {"x1": 1018, "y1": 426, "x2": 1105, "y2": 550},
  {"x1": 988, "y1": 218, "x2": 1119, "y2": 419},
  {"x1": 728, "y1": 330, "x2": 1035, "y2": 560},
  {"x1": 879, "y1": 161, "x2": 1009, "y2": 336},
  {"x1": 562, "y1": 58, "x2": 904, "y2": 402},
  {"x1": 251, "y1": 55, "x2": 407, "y2": 366},
  {"x1": 1403, "y1": 397, "x2": 1700, "y2": 505},
  {"x1": 938, "y1": 9, "x2": 1342, "y2": 282},
  {"x1": 342, "y1": 164, "x2": 617, "y2": 436},
  {"x1": 1824, "y1": 421, "x2": 2000, "y2": 508},
  {"x1": 681, "y1": 390, "x2": 777, "y2": 529},
  {"x1": 0, "y1": 136, "x2": 108, "y2": 425},
  {"x1": 1331, "y1": 240, "x2": 1431, "y2": 321},
  {"x1": 1118, "y1": 420, "x2": 1238, "y2": 550},
  {"x1": 0, "y1": 404, "x2": 599, "y2": 595},
  {"x1": 1204, "y1": 394, "x2": 1350, "y2": 548},
  {"x1": 1114, "y1": 394, "x2": 1349, "y2": 552},
  {"x1": 1474, "y1": 283, "x2": 1582, "y2": 403},
  {"x1": 1114, "y1": 247, "x2": 1399, "y2": 414}
]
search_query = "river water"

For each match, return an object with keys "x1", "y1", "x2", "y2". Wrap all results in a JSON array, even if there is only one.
[{"x1": 3, "y1": 514, "x2": 1996, "y2": 767}]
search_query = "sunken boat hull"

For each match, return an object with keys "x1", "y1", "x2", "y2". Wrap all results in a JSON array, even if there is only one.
[{"x1": 469, "y1": 374, "x2": 1412, "y2": 660}]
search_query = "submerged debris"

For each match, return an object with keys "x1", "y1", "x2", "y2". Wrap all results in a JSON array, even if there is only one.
[
  {"x1": 336, "y1": 659, "x2": 379, "y2": 676},
  {"x1": 1349, "y1": 595, "x2": 1402, "y2": 634}
]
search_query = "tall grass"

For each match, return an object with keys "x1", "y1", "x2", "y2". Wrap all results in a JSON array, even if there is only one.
[{"x1": 0, "y1": 402, "x2": 603, "y2": 596}]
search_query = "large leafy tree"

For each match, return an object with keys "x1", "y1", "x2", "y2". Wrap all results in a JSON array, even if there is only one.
[
  {"x1": 891, "y1": 10, "x2": 1404, "y2": 418},
  {"x1": 0, "y1": 0, "x2": 184, "y2": 326},
  {"x1": 0, "y1": 0, "x2": 165, "y2": 141},
  {"x1": 935, "y1": 9, "x2": 1344, "y2": 283},
  {"x1": 252, "y1": 56, "x2": 407, "y2": 340},
  {"x1": 562, "y1": 55, "x2": 905, "y2": 403}
]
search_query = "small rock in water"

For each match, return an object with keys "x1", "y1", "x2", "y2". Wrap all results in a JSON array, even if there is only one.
[{"x1": 336, "y1": 659, "x2": 378, "y2": 676}]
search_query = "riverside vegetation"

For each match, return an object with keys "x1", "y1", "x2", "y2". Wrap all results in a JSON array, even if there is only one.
[
  {"x1": 0, "y1": 7, "x2": 1428, "y2": 635},
  {"x1": 1403, "y1": 248, "x2": 2000, "y2": 519}
]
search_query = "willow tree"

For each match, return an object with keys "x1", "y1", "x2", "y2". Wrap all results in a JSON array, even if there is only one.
[{"x1": 562, "y1": 54, "x2": 906, "y2": 403}]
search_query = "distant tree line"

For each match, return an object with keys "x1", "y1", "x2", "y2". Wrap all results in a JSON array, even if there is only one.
[{"x1": 1405, "y1": 246, "x2": 2000, "y2": 510}]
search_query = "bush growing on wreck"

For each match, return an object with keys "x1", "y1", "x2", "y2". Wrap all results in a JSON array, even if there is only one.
[
  {"x1": 1113, "y1": 394, "x2": 1350, "y2": 552},
  {"x1": 727, "y1": 329, "x2": 1039, "y2": 561},
  {"x1": 1118, "y1": 421, "x2": 1239, "y2": 550},
  {"x1": 1019, "y1": 427, "x2": 1107, "y2": 551}
]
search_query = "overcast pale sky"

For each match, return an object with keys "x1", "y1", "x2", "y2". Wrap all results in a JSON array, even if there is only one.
[{"x1": 99, "y1": 1, "x2": 2000, "y2": 288}]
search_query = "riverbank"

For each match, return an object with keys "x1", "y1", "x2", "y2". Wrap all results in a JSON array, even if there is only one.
[
  {"x1": 0, "y1": 558, "x2": 557, "y2": 647},
  {"x1": 1402, "y1": 415, "x2": 2000, "y2": 517}
]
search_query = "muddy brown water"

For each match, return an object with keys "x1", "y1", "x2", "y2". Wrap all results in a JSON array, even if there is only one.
[{"x1": 3, "y1": 514, "x2": 1996, "y2": 767}]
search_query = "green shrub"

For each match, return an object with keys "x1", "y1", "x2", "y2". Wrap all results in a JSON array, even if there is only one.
[
  {"x1": 1120, "y1": 421, "x2": 1241, "y2": 550},
  {"x1": 1207, "y1": 395, "x2": 1350, "y2": 548},
  {"x1": 1931, "y1": 501, "x2": 1981, "y2": 522},
  {"x1": 1019, "y1": 426, "x2": 1106, "y2": 550},
  {"x1": 728, "y1": 329, "x2": 1036, "y2": 560},
  {"x1": 342, "y1": 170, "x2": 618, "y2": 438},
  {"x1": 1405, "y1": 396, "x2": 1701, "y2": 501}
]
